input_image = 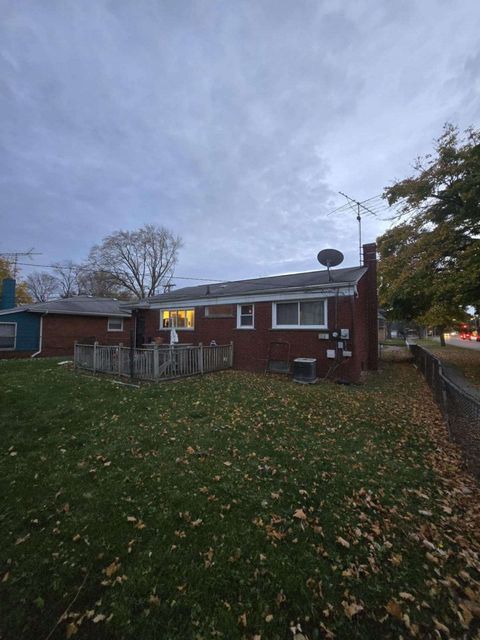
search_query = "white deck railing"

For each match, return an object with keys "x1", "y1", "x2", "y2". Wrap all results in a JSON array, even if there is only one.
[{"x1": 74, "y1": 342, "x2": 234, "y2": 381}]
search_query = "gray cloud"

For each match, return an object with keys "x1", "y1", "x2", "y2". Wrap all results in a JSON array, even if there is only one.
[{"x1": 0, "y1": 0, "x2": 479, "y2": 283}]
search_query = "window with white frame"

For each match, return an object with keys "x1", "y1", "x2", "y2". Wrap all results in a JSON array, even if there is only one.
[
  {"x1": 237, "y1": 304, "x2": 254, "y2": 328},
  {"x1": 107, "y1": 317, "x2": 124, "y2": 332},
  {"x1": 0, "y1": 322, "x2": 16, "y2": 349},
  {"x1": 273, "y1": 300, "x2": 326, "y2": 329},
  {"x1": 161, "y1": 309, "x2": 195, "y2": 329}
]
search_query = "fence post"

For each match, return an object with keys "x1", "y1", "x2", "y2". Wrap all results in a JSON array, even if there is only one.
[
  {"x1": 153, "y1": 345, "x2": 159, "y2": 379},
  {"x1": 230, "y1": 341, "x2": 234, "y2": 368},
  {"x1": 74, "y1": 341, "x2": 77, "y2": 370},
  {"x1": 129, "y1": 330, "x2": 135, "y2": 380},
  {"x1": 198, "y1": 342, "x2": 204, "y2": 374},
  {"x1": 93, "y1": 341, "x2": 98, "y2": 373},
  {"x1": 118, "y1": 343, "x2": 123, "y2": 377}
]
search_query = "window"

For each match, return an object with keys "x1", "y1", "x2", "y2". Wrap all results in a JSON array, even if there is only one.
[
  {"x1": 237, "y1": 304, "x2": 254, "y2": 329},
  {"x1": 107, "y1": 317, "x2": 124, "y2": 332},
  {"x1": 161, "y1": 309, "x2": 195, "y2": 329},
  {"x1": 0, "y1": 322, "x2": 16, "y2": 350},
  {"x1": 273, "y1": 300, "x2": 326, "y2": 329},
  {"x1": 205, "y1": 304, "x2": 235, "y2": 318}
]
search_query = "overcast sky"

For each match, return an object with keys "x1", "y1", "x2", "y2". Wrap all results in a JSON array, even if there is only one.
[{"x1": 1, "y1": 0, "x2": 479, "y2": 284}]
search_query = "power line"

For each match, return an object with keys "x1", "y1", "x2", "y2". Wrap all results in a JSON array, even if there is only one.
[{"x1": 12, "y1": 261, "x2": 222, "y2": 283}]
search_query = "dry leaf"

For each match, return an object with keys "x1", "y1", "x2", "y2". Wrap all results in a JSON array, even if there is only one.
[
  {"x1": 337, "y1": 536, "x2": 350, "y2": 548},
  {"x1": 65, "y1": 622, "x2": 78, "y2": 638},
  {"x1": 104, "y1": 560, "x2": 120, "y2": 577},
  {"x1": 386, "y1": 600, "x2": 402, "y2": 619},
  {"x1": 265, "y1": 614, "x2": 273, "y2": 622},
  {"x1": 293, "y1": 509, "x2": 307, "y2": 521},
  {"x1": 342, "y1": 600, "x2": 363, "y2": 619},
  {"x1": 93, "y1": 613, "x2": 106, "y2": 623}
]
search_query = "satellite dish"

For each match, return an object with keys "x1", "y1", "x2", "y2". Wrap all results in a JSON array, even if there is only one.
[{"x1": 317, "y1": 248, "x2": 344, "y2": 268}]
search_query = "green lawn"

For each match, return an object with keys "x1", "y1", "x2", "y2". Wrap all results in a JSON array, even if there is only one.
[{"x1": 1, "y1": 359, "x2": 480, "y2": 639}]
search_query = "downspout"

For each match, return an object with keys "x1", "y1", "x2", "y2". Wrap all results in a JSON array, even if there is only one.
[{"x1": 31, "y1": 312, "x2": 47, "y2": 358}]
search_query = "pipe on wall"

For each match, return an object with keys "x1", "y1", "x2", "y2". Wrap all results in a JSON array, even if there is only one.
[{"x1": 31, "y1": 312, "x2": 47, "y2": 358}]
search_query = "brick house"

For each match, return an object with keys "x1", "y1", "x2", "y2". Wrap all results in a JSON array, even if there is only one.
[
  {"x1": 0, "y1": 279, "x2": 132, "y2": 358},
  {"x1": 128, "y1": 243, "x2": 378, "y2": 381}
]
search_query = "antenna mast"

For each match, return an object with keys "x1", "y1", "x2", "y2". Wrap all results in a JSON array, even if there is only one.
[
  {"x1": 338, "y1": 192, "x2": 377, "y2": 263},
  {"x1": 0, "y1": 249, "x2": 42, "y2": 277}
]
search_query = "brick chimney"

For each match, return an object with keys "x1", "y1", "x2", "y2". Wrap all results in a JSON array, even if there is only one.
[
  {"x1": 362, "y1": 243, "x2": 378, "y2": 371},
  {"x1": 1, "y1": 278, "x2": 16, "y2": 310}
]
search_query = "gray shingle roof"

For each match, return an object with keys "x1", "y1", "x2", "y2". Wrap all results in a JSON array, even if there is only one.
[
  {"x1": 0, "y1": 296, "x2": 131, "y2": 317},
  {"x1": 129, "y1": 265, "x2": 368, "y2": 307}
]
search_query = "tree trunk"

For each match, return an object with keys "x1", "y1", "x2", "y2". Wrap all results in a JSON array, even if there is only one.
[{"x1": 439, "y1": 326, "x2": 446, "y2": 347}]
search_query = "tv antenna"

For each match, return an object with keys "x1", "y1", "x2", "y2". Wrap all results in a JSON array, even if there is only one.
[
  {"x1": 329, "y1": 193, "x2": 378, "y2": 263},
  {"x1": 0, "y1": 249, "x2": 42, "y2": 277},
  {"x1": 317, "y1": 248, "x2": 344, "y2": 282}
]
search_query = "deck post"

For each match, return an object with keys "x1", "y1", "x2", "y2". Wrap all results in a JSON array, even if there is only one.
[
  {"x1": 93, "y1": 341, "x2": 98, "y2": 373},
  {"x1": 74, "y1": 341, "x2": 78, "y2": 370},
  {"x1": 198, "y1": 342, "x2": 204, "y2": 375},
  {"x1": 230, "y1": 341, "x2": 234, "y2": 368},
  {"x1": 153, "y1": 345, "x2": 159, "y2": 379}
]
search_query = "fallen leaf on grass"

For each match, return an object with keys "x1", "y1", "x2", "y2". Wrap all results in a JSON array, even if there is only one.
[
  {"x1": 265, "y1": 614, "x2": 273, "y2": 622},
  {"x1": 65, "y1": 622, "x2": 78, "y2": 638},
  {"x1": 336, "y1": 536, "x2": 350, "y2": 549},
  {"x1": 342, "y1": 600, "x2": 363, "y2": 619},
  {"x1": 293, "y1": 509, "x2": 307, "y2": 520},
  {"x1": 93, "y1": 614, "x2": 106, "y2": 623},
  {"x1": 238, "y1": 612, "x2": 247, "y2": 627},
  {"x1": 386, "y1": 600, "x2": 402, "y2": 619},
  {"x1": 104, "y1": 560, "x2": 120, "y2": 577}
]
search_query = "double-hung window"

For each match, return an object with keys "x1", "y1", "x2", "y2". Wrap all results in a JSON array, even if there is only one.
[
  {"x1": 237, "y1": 304, "x2": 254, "y2": 329},
  {"x1": 273, "y1": 300, "x2": 326, "y2": 329},
  {"x1": 161, "y1": 309, "x2": 195, "y2": 329},
  {"x1": 0, "y1": 322, "x2": 16, "y2": 350}
]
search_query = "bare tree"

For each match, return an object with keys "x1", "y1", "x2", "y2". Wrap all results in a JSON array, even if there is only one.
[
  {"x1": 53, "y1": 261, "x2": 81, "y2": 298},
  {"x1": 87, "y1": 224, "x2": 182, "y2": 298},
  {"x1": 76, "y1": 266, "x2": 132, "y2": 300},
  {"x1": 26, "y1": 272, "x2": 59, "y2": 302}
]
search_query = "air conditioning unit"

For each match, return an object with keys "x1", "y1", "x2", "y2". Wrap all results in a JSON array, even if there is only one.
[{"x1": 293, "y1": 357, "x2": 317, "y2": 384}]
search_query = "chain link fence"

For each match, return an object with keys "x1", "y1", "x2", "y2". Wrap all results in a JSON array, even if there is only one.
[{"x1": 409, "y1": 343, "x2": 480, "y2": 478}]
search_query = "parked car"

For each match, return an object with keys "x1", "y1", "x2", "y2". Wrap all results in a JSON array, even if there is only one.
[
  {"x1": 469, "y1": 332, "x2": 480, "y2": 342},
  {"x1": 460, "y1": 331, "x2": 472, "y2": 340}
]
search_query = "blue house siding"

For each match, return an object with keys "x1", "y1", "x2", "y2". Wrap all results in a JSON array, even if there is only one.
[{"x1": 0, "y1": 311, "x2": 40, "y2": 352}]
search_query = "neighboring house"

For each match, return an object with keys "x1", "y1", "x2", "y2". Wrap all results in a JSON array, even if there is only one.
[
  {"x1": 0, "y1": 278, "x2": 131, "y2": 358},
  {"x1": 127, "y1": 243, "x2": 378, "y2": 382}
]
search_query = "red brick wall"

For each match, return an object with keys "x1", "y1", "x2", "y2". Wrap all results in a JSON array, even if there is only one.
[
  {"x1": 41, "y1": 314, "x2": 132, "y2": 357},
  {"x1": 140, "y1": 294, "x2": 367, "y2": 380},
  {"x1": 138, "y1": 244, "x2": 378, "y2": 381}
]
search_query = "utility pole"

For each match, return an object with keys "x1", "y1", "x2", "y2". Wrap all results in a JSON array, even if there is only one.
[
  {"x1": 0, "y1": 249, "x2": 42, "y2": 277},
  {"x1": 338, "y1": 193, "x2": 377, "y2": 263}
]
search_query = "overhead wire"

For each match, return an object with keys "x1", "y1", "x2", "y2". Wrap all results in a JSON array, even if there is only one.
[{"x1": 11, "y1": 261, "x2": 223, "y2": 282}]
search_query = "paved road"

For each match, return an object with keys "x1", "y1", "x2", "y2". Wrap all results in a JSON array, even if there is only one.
[{"x1": 445, "y1": 335, "x2": 480, "y2": 351}]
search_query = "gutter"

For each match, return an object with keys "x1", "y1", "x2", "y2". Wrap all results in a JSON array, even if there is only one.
[{"x1": 31, "y1": 312, "x2": 47, "y2": 358}]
